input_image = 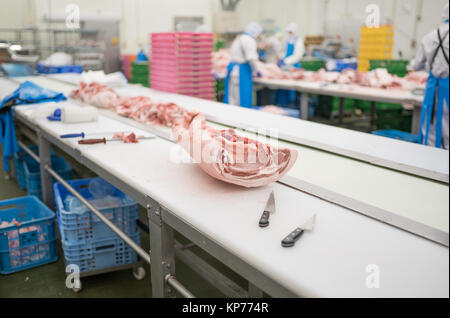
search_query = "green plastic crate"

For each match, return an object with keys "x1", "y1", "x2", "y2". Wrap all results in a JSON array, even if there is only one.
[
  {"x1": 369, "y1": 60, "x2": 409, "y2": 77},
  {"x1": 317, "y1": 96, "x2": 355, "y2": 117},
  {"x1": 214, "y1": 40, "x2": 226, "y2": 51},
  {"x1": 300, "y1": 59, "x2": 324, "y2": 71}
]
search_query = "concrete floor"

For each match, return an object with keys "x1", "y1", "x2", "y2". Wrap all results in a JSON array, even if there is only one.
[{"x1": 0, "y1": 143, "x2": 245, "y2": 298}]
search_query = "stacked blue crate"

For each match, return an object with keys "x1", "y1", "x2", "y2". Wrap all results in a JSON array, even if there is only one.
[
  {"x1": 53, "y1": 178, "x2": 141, "y2": 273},
  {"x1": 23, "y1": 155, "x2": 72, "y2": 200},
  {"x1": 13, "y1": 145, "x2": 56, "y2": 190},
  {"x1": 0, "y1": 196, "x2": 58, "y2": 274}
]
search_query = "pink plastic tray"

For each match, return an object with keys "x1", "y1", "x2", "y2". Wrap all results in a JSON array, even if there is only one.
[{"x1": 151, "y1": 63, "x2": 212, "y2": 73}]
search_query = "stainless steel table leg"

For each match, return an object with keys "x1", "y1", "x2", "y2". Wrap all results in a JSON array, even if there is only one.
[
  {"x1": 300, "y1": 93, "x2": 309, "y2": 120},
  {"x1": 148, "y1": 205, "x2": 176, "y2": 298},
  {"x1": 38, "y1": 133, "x2": 54, "y2": 207},
  {"x1": 412, "y1": 105, "x2": 421, "y2": 134}
]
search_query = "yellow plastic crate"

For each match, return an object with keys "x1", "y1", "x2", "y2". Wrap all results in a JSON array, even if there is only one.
[
  {"x1": 359, "y1": 52, "x2": 393, "y2": 60},
  {"x1": 359, "y1": 47, "x2": 393, "y2": 55},
  {"x1": 358, "y1": 59, "x2": 370, "y2": 72},
  {"x1": 360, "y1": 38, "x2": 394, "y2": 46},
  {"x1": 361, "y1": 25, "x2": 394, "y2": 36}
]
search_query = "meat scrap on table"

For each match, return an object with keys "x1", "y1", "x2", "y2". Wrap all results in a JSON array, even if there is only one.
[
  {"x1": 71, "y1": 83, "x2": 298, "y2": 188},
  {"x1": 255, "y1": 62, "x2": 428, "y2": 90},
  {"x1": 113, "y1": 132, "x2": 140, "y2": 143}
]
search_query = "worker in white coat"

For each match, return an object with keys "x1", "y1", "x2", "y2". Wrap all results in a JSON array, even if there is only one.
[
  {"x1": 223, "y1": 22, "x2": 263, "y2": 108},
  {"x1": 408, "y1": 3, "x2": 449, "y2": 149},
  {"x1": 278, "y1": 23, "x2": 305, "y2": 68},
  {"x1": 277, "y1": 23, "x2": 305, "y2": 106}
]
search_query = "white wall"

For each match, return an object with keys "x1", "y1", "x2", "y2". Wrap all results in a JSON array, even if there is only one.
[
  {"x1": 1, "y1": 0, "x2": 447, "y2": 59},
  {"x1": 20, "y1": 0, "x2": 213, "y2": 54},
  {"x1": 323, "y1": 0, "x2": 448, "y2": 59}
]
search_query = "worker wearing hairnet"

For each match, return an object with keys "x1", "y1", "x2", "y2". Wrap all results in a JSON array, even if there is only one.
[
  {"x1": 408, "y1": 3, "x2": 449, "y2": 149},
  {"x1": 278, "y1": 23, "x2": 305, "y2": 68},
  {"x1": 223, "y1": 22, "x2": 263, "y2": 107},
  {"x1": 277, "y1": 23, "x2": 305, "y2": 107}
]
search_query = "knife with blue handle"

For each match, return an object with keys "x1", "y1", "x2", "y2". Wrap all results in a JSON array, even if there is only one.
[
  {"x1": 60, "y1": 132, "x2": 85, "y2": 139},
  {"x1": 282, "y1": 214, "x2": 316, "y2": 247}
]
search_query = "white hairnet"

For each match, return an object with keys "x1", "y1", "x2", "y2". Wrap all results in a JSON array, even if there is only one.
[
  {"x1": 245, "y1": 22, "x2": 262, "y2": 39},
  {"x1": 286, "y1": 23, "x2": 299, "y2": 36},
  {"x1": 443, "y1": 3, "x2": 449, "y2": 22}
]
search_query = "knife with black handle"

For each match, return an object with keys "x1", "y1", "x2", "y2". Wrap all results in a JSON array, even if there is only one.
[
  {"x1": 259, "y1": 191, "x2": 275, "y2": 228},
  {"x1": 281, "y1": 214, "x2": 316, "y2": 248},
  {"x1": 281, "y1": 228, "x2": 305, "y2": 247}
]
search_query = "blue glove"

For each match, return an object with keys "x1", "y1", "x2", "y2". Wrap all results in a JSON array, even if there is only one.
[
  {"x1": 256, "y1": 71, "x2": 263, "y2": 78},
  {"x1": 278, "y1": 59, "x2": 286, "y2": 68}
]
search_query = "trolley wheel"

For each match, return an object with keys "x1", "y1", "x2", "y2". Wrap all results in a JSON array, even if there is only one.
[
  {"x1": 72, "y1": 280, "x2": 82, "y2": 293},
  {"x1": 132, "y1": 266, "x2": 146, "y2": 280}
]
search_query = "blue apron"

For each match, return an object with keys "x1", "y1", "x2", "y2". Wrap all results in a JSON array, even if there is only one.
[
  {"x1": 223, "y1": 33, "x2": 254, "y2": 108},
  {"x1": 0, "y1": 81, "x2": 66, "y2": 172},
  {"x1": 419, "y1": 73, "x2": 449, "y2": 148},
  {"x1": 277, "y1": 39, "x2": 302, "y2": 107},
  {"x1": 418, "y1": 26, "x2": 449, "y2": 148}
]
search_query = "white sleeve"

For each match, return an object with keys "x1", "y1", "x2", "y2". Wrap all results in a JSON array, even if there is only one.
[
  {"x1": 242, "y1": 36, "x2": 260, "y2": 72},
  {"x1": 284, "y1": 38, "x2": 305, "y2": 65},
  {"x1": 408, "y1": 41, "x2": 427, "y2": 71}
]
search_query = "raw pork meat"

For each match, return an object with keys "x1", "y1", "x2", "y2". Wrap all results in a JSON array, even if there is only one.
[
  {"x1": 212, "y1": 48, "x2": 231, "y2": 78},
  {"x1": 173, "y1": 113, "x2": 298, "y2": 188},
  {"x1": 257, "y1": 62, "x2": 290, "y2": 80},
  {"x1": 71, "y1": 82, "x2": 299, "y2": 188},
  {"x1": 259, "y1": 106, "x2": 287, "y2": 116},
  {"x1": 113, "y1": 132, "x2": 139, "y2": 143},
  {"x1": 71, "y1": 82, "x2": 122, "y2": 109},
  {"x1": 253, "y1": 61, "x2": 429, "y2": 91}
]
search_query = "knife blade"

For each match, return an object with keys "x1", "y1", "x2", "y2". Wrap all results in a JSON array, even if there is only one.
[
  {"x1": 259, "y1": 191, "x2": 275, "y2": 228},
  {"x1": 281, "y1": 214, "x2": 316, "y2": 247}
]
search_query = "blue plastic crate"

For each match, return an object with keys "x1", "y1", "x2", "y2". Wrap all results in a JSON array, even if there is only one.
[
  {"x1": 13, "y1": 146, "x2": 56, "y2": 190},
  {"x1": 372, "y1": 130, "x2": 421, "y2": 144},
  {"x1": 0, "y1": 196, "x2": 58, "y2": 274},
  {"x1": 53, "y1": 178, "x2": 139, "y2": 244},
  {"x1": 37, "y1": 63, "x2": 83, "y2": 74},
  {"x1": 23, "y1": 156, "x2": 72, "y2": 200},
  {"x1": 61, "y1": 231, "x2": 140, "y2": 273}
]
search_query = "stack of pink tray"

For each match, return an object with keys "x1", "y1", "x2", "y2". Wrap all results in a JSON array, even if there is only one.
[{"x1": 151, "y1": 32, "x2": 214, "y2": 100}]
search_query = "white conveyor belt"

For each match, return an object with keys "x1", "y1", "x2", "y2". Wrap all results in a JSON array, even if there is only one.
[
  {"x1": 13, "y1": 103, "x2": 450, "y2": 297},
  {"x1": 8, "y1": 76, "x2": 449, "y2": 242}
]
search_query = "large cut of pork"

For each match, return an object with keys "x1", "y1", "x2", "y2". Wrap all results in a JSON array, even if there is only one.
[{"x1": 173, "y1": 113, "x2": 298, "y2": 187}]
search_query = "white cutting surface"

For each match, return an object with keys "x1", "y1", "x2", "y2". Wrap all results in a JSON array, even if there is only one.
[
  {"x1": 9, "y1": 76, "x2": 450, "y2": 234},
  {"x1": 13, "y1": 104, "x2": 450, "y2": 297},
  {"x1": 24, "y1": 75, "x2": 450, "y2": 181}
]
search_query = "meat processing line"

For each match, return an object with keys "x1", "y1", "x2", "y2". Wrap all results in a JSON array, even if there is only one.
[
  {"x1": 253, "y1": 78, "x2": 425, "y2": 133},
  {"x1": 2, "y1": 74, "x2": 448, "y2": 297}
]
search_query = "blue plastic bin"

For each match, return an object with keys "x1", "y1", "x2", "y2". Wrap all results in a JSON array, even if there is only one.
[
  {"x1": 0, "y1": 196, "x2": 58, "y2": 274},
  {"x1": 36, "y1": 63, "x2": 83, "y2": 74},
  {"x1": 53, "y1": 178, "x2": 139, "y2": 244},
  {"x1": 23, "y1": 156, "x2": 72, "y2": 200},
  {"x1": 61, "y1": 231, "x2": 140, "y2": 273},
  {"x1": 13, "y1": 145, "x2": 56, "y2": 190},
  {"x1": 372, "y1": 130, "x2": 421, "y2": 144}
]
